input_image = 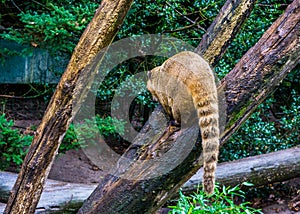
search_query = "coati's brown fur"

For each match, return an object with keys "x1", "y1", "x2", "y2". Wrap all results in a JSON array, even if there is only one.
[{"x1": 147, "y1": 51, "x2": 219, "y2": 194}]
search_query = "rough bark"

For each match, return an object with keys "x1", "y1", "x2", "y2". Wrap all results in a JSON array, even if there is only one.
[
  {"x1": 78, "y1": 1, "x2": 300, "y2": 213},
  {"x1": 4, "y1": 0, "x2": 133, "y2": 213},
  {"x1": 195, "y1": 0, "x2": 257, "y2": 66},
  {"x1": 183, "y1": 146, "x2": 300, "y2": 195}
]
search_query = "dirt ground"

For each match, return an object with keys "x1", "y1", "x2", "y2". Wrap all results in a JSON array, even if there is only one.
[{"x1": 48, "y1": 149, "x2": 105, "y2": 184}]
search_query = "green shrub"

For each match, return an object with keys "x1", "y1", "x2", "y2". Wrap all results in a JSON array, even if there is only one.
[
  {"x1": 58, "y1": 123, "x2": 81, "y2": 153},
  {"x1": 220, "y1": 88, "x2": 300, "y2": 162},
  {"x1": 60, "y1": 115, "x2": 126, "y2": 153},
  {"x1": 0, "y1": 114, "x2": 33, "y2": 170},
  {"x1": 169, "y1": 183, "x2": 262, "y2": 214},
  {"x1": 95, "y1": 115, "x2": 125, "y2": 137}
]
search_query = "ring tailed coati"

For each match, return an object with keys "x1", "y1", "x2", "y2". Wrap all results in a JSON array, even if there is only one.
[{"x1": 147, "y1": 51, "x2": 219, "y2": 194}]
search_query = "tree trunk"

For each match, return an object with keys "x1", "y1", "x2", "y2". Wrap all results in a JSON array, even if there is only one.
[
  {"x1": 4, "y1": 1, "x2": 133, "y2": 213},
  {"x1": 78, "y1": 1, "x2": 300, "y2": 213},
  {"x1": 183, "y1": 146, "x2": 300, "y2": 196}
]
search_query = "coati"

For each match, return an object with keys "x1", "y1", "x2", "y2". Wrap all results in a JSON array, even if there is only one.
[{"x1": 147, "y1": 51, "x2": 219, "y2": 194}]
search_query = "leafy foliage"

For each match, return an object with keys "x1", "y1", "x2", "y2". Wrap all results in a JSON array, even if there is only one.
[
  {"x1": 58, "y1": 123, "x2": 81, "y2": 154},
  {"x1": 96, "y1": 57, "x2": 163, "y2": 109},
  {"x1": 1, "y1": 1, "x2": 99, "y2": 55},
  {"x1": 0, "y1": 114, "x2": 33, "y2": 170},
  {"x1": 58, "y1": 115, "x2": 126, "y2": 153},
  {"x1": 117, "y1": 0, "x2": 225, "y2": 45},
  {"x1": 169, "y1": 182, "x2": 262, "y2": 213}
]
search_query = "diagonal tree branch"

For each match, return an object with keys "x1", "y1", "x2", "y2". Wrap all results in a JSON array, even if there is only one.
[
  {"x1": 220, "y1": 0, "x2": 300, "y2": 143},
  {"x1": 4, "y1": 0, "x2": 134, "y2": 213},
  {"x1": 195, "y1": 0, "x2": 257, "y2": 66}
]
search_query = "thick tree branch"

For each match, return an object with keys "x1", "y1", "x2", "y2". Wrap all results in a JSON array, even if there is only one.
[
  {"x1": 195, "y1": 0, "x2": 257, "y2": 66},
  {"x1": 4, "y1": 0, "x2": 133, "y2": 213}
]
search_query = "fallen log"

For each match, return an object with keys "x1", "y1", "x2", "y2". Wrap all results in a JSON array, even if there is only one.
[
  {"x1": 0, "y1": 171, "x2": 96, "y2": 213},
  {"x1": 183, "y1": 146, "x2": 300, "y2": 195}
]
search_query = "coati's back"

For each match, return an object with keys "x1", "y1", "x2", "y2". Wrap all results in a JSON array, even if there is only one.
[{"x1": 147, "y1": 51, "x2": 219, "y2": 194}]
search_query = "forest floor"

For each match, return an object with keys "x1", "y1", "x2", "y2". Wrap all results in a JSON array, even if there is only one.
[{"x1": 47, "y1": 149, "x2": 300, "y2": 214}]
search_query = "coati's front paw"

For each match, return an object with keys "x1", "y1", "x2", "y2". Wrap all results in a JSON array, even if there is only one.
[{"x1": 169, "y1": 120, "x2": 181, "y2": 127}]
